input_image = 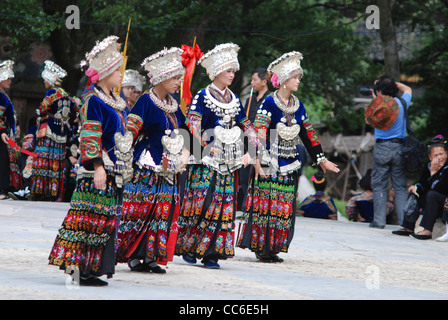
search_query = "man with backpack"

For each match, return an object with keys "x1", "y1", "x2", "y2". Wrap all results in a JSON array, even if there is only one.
[{"x1": 365, "y1": 76, "x2": 412, "y2": 228}]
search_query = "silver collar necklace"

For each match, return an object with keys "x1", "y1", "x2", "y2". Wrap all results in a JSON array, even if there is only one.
[
  {"x1": 149, "y1": 88, "x2": 178, "y2": 114},
  {"x1": 205, "y1": 85, "x2": 238, "y2": 110},
  {"x1": 273, "y1": 90, "x2": 300, "y2": 114},
  {"x1": 94, "y1": 87, "x2": 127, "y2": 112}
]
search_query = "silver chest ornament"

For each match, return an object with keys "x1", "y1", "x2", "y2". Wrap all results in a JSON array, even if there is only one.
[
  {"x1": 199, "y1": 87, "x2": 244, "y2": 173},
  {"x1": 113, "y1": 131, "x2": 134, "y2": 188},
  {"x1": 161, "y1": 128, "x2": 184, "y2": 173},
  {"x1": 272, "y1": 116, "x2": 301, "y2": 159},
  {"x1": 53, "y1": 99, "x2": 71, "y2": 128}
]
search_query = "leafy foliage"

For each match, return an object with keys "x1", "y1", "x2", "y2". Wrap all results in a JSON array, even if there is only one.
[{"x1": 1, "y1": 0, "x2": 446, "y2": 138}]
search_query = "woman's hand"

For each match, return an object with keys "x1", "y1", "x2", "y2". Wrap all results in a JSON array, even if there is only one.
[
  {"x1": 180, "y1": 148, "x2": 190, "y2": 170},
  {"x1": 93, "y1": 163, "x2": 107, "y2": 190},
  {"x1": 69, "y1": 156, "x2": 78, "y2": 166},
  {"x1": 162, "y1": 153, "x2": 169, "y2": 170},
  {"x1": 1, "y1": 133, "x2": 9, "y2": 144},
  {"x1": 320, "y1": 160, "x2": 340, "y2": 173},
  {"x1": 408, "y1": 185, "x2": 417, "y2": 194},
  {"x1": 254, "y1": 158, "x2": 268, "y2": 179},
  {"x1": 242, "y1": 152, "x2": 251, "y2": 168},
  {"x1": 430, "y1": 157, "x2": 443, "y2": 176},
  {"x1": 209, "y1": 147, "x2": 222, "y2": 157}
]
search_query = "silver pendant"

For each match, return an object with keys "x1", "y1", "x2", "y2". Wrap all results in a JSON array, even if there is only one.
[
  {"x1": 114, "y1": 131, "x2": 133, "y2": 154},
  {"x1": 276, "y1": 122, "x2": 300, "y2": 141}
]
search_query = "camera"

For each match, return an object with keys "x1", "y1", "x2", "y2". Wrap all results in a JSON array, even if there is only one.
[{"x1": 360, "y1": 87, "x2": 373, "y2": 96}]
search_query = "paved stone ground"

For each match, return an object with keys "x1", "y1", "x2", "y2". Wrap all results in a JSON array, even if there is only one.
[{"x1": 0, "y1": 199, "x2": 447, "y2": 302}]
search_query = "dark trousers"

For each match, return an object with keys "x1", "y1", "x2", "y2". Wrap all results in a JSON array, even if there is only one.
[
  {"x1": 420, "y1": 191, "x2": 447, "y2": 232},
  {"x1": 403, "y1": 190, "x2": 448, "y2": 231},
  {"x1": 0, "y1": 141, "x2": 10, "y2": 191}
]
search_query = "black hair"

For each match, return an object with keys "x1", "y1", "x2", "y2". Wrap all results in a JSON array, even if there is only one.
[
  {"x1": 28, "y1": 116, "x2": 37, "y2": 128},
  {"x1": 312, "y1": 171, "x2": 327, "y2": 192},
  {"x1": 252, "y1": 68, "x2": 268, "y2": 81},
  {"x1": 374, "y1": 75, "x2": 399, "y2": 97},
  {"x1": 359, "y1": 169, "x2": 372, "y2": 191},
  {"x1": 428, "y1": 134, "x2": 447, "y2": 153}
]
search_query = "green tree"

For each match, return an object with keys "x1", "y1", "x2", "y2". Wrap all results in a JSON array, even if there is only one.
[{"x1": 0, "y1": 0, "x2": 394, "y2": 136}]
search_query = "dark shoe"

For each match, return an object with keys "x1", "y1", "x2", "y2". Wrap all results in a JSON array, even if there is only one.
[
  {"x1": 182, "y1": 254, "x2": 197, "y2": 264},
  {"x1": 79, "y1": 277, "x2": 108, "y2": 286},
  {"x1": 270, "y1": 254, "x2": 284, "y2": 263},
  {"x1": 147, "y1": 264, "x2": 166, "y2": 274},
  {"x1": 369, "y1": 222, "x2": 385, "y2": 229},
  {"x1": 392, "y1": 229, "x2": 413, "y2": 236},
  {"x1": 8, "y1": 191, "x2": 24, "y2": 200},
  {"x1": 128, "y1": 260, "x2": 151, "y2": 272},
  {"x1": 410, "y1": 233, "x2": 432, "y2": 240},
  {"x1": 255, "y1": 253, "x2": 273, "y2": 263},
  {"x1": 202, "y1": 260, "x2": 220, "y2": 269}
]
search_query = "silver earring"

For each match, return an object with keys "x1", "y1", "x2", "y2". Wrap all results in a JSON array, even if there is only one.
[{"x1": 283, "y1": 84, "x2": 286, "y2": 89}]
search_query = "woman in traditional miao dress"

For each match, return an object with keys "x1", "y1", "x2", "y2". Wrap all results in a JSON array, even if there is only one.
[
  {"x1": 237, "y1": 51, "x2": 340, "y2": 262},
  {"x1": 116, "y1": 47, "x2": 188, "y2": 274},
  {"x1": 30, "y1": 60, "x2": 78, "y2": 201},
  {"x1": 0, "y1": 60, "x2": 17, "y2": 199},
  {"x1": 121, "y1": 69, "x2": 146, "y2": 112},
  {"x1": 48, "y1": 36, "x2": 134, "y2": 286},
  {"x1": 175, "y1": 43, "x2": 259, "y2": 269}
]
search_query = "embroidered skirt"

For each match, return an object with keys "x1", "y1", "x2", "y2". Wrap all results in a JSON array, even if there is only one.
[
  {"x1": 237, "y1": 171, "x2": 298, "y2": 255},
  {"x1": 48, "y1": 175, "x2": 122, "y2": 278},
  {"x1": 175, "y1": 164, "x2": 237, "y2": 260},
  {"x1": 116, "y1": 167, "x2": 180, "y2": 264},
  {"x1": 30, "y1": 136, "x2": 66, "y2": 199},
  {"x1": 0, "y1": 141, "x2": 22, "y2": 191},
  {"x1": 8, "y1": 147, "x2": 22, "y2": 190}
]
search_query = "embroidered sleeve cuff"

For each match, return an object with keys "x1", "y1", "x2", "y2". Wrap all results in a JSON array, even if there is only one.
[
  {"x1": 82, "y1": 158, "x2": 104, "y2": 171},
  {"x1": 80, "y1": 120, "x2": 103, "y2": 164},
  {"x1": 127, "y1": 113, "x2": 143, "y2": 140}
]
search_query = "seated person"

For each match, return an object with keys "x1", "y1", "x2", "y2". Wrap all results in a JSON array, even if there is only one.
[
  {"x1": 438, "y1": 199, "x2": 448, "y2": 241},
  {"x1": 346, "y1": 169, "x2": 394, "y2": 222},
  {"x1": 392, "y1": 135, "x2": 448, "y2": 240},
  {"x1": 298, "y1": 171, "x2": 337, "y2": 220}
]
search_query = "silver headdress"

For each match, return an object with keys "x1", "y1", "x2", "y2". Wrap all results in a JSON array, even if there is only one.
[
  {"x1": 141, "y1": 47, "x2": 184, "y2": 86},
  {"x1": 122, "y1": 69, "x2": 146, "y2": 92},
  {"x1": 0, "y1": 60, "x2": 14, "y2": 82},
  {"x1": 41, "y1": 60, "x2": 67, "y2": 86},
  {"x1": 198, "y1": 43, "x2": 240, "y2": 80},
  {"x1": 267, "y1": 51, "x2": 303, "y2": 86},
  {"x1": 81, "y1": 35, "x2": 123, "y2": 83}
]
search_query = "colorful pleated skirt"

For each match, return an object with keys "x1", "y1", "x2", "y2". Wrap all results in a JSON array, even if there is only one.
[
  {"x1": 48, "y1": 175, "x2": 122, "y2": 278},
  {"x1": 30, "y1": 136, "x2": 66, "y2": 199},
  {"x1": 8, "y1": 147, "x2": 22, "y2": 190},
  {"x1": 237, "y1": 171, "x2": 299, "y2": 255},
  {"x1": 175, "y1": 164, "x2": 237, "y2": 260},
  {"x1": 116, "y1": 167, "x2": 180, "y2": 265}
]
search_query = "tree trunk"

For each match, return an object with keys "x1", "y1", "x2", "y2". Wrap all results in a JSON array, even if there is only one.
[{"x1": 376, "y1": 0, "x2": 401, "y2": 80}]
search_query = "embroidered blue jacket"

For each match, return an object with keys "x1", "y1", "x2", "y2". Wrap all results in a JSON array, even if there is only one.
[
  {"x1": 39, "y1": 88, "x2": 78, "y2": 138},
  {"x1": 255, "y1": 94, "x2": 325, "y2": 173},
  {"x1": 127, "y1": 92, "x2": 186, "y2": 165},
  {"x1": 79, "y1": 88, "x2": 127, "y2": 169},
  {"x1": 0, "y1": 91, "x2": 15, "y2": 136}
]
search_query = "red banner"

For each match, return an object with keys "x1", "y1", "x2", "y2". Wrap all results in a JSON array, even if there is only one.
[
  {"x1": 6, "y1": 137, "x2": 38, "y2": 158},
  {"x1": 181, "y1": 44, "x2": 203, "y2": 108}
]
